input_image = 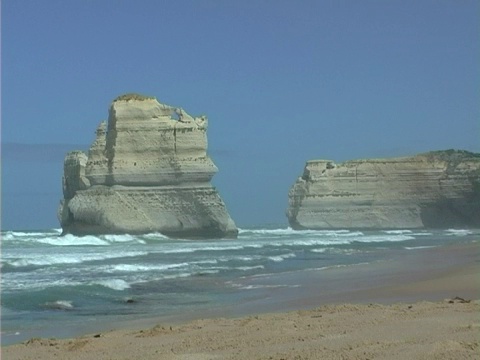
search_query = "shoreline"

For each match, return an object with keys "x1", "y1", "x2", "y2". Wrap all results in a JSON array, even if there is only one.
[{"x1": 2, "y1": 241, "x2": 479, "y2": 359}]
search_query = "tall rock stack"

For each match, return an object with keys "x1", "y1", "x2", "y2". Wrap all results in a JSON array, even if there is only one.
[
  {"x1": 287, "y1": 150, "x2": 480, "y2": 230},
  {"x1": 58, "y1": 93, "x2": 238, "y2": 238}
]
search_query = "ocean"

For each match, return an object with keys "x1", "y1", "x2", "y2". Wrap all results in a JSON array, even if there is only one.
[{"x1": 1, "y1": 226, "x2": 478, "y2": 345}]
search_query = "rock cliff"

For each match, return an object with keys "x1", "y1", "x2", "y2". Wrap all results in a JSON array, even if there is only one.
[
  {"x1": 287, "y1": 150, "x2": 480, "y2": 229},
  {"x1": 58, "y1": 94, "x2": 238, "y2": 238}
]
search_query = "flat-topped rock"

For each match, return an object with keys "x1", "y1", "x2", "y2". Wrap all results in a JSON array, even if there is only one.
[
  {"x1": 287, "y1": 150, "x2": 480, "y2": 229},
  {"x1": 58, "y1": 94, "x2": 237, "y2": 238}
]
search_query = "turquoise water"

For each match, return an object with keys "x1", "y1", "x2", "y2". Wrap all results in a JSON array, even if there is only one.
[{"x1": 1, "y1": 226, "x2": 478, "y2": 345}]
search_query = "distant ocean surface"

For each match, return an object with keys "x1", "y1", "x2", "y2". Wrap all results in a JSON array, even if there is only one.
[{"x1": 1, "y1": 226, "x2": 478, "y2": 345}]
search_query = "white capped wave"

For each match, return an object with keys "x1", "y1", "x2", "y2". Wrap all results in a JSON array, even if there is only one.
[
  {"x1": 2, "y1": 232, "x2": 146, "y2": 246},
  {"x1": 310, "y1": 248, "x2": 327, "y2": 253},
  {"x1": 310, "y1": 247, "x2": 362, "y2": 255},
  {"x1": 2, "y1": 277, "x2": 84, "y2": 292},
  {"x1": 103, "y1": 262, "x2": 190, "y2": 273},
  {"x1": 268, "y1": 253, "x2": 296, "y2": 262},
  {"x1": 311, "y1": 247, "x2": 360, "y2": 255},
  {"x1": 157, "y1": 272, "x2": 194, "y2": 280},
  {"x1": 38, "y1": 234, "x2": 109, "y2": 246},
  {"x1": 2, "y1": 233, "x2": 15, "y2": 241},
  {"x1": 159, "y1": 244, "x2": 251, "y2": 254},
  {"x1": 266, "y1": 238, "x2": 352, "y2": 247},
  {"x1": 141, "y1": 232, "x2": 171, "y2": 240},
  {"x1": 332, "y1": 231, "x2": 364, "y2": 237},
  {"x1": 230, "y1": 284, "x2": 300, "y2": 290},
  {"x1": 352, "y1": 235, "x2": 415, "y2": 243},
  {"x1": 130, "y1": 270, "x2": 218, "y2": 284},
  {"x1": 43, "y1": 300, "x2": 74, "y2": 310},
  {"x1": 311, "y1": 262, "x2": 372, "y2": 272},
  {"x1": 383, "y1": 230, "x2": 413, "y2": 234},
  {"x1": 238, "y1": 227, "x2": 357, "y2": 237},
  {"x1": 156, "y1": 236, "x2": 354, "y2": 255},
  {"x1": 5, "y1": 251, "x2": 148, "y2": 267},
  {"x1": 446, "y1": 229, "x2": 472, "y2": 236},
  {"x1": 235, "y1": 265, "x2": 265, "y2": 271},
  {"x1": 191, "y1": 259, "x2": 219, "y2": 265},
  {"x1": 93, "y1": 279, "x2": 131, "y2": 291},
  {"x1": 2, "y1": 231, "x2": 56, "y2": 241},
  {"x1": 103, "y1": 234, "x2": 145, "y2": 244},
  {"x1": 239, "y1": 227, "x2": 303, "y2": 236},
  {"x1": 404, "y1": 246, "x2": 437, "y2": 250},
  {"x1": 217, "y1": 255, "x2": 263, "y2": 262},
  {"x1": 44, "y1": 234, "x2": 146, "y2": 246}
]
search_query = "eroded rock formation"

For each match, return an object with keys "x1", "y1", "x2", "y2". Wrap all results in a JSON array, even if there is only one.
[
  {"x1": 58, "y1": 94, "x2": 238, "y2": 238},
  {"x1": 287, "y1": 150, "x2": 480, "y2": 229}
]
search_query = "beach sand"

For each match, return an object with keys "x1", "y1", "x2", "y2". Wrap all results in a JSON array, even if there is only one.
[{"x1": 3, "y1": 242, "x2": 479, "y2": 360}]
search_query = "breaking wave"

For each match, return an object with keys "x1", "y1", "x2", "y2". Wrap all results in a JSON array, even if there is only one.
[
  {"x1": 4, "y1": 251, "x2": 149, "y2": 268},
  {"x1": 93, "y1": 279, "x2": 131, "y2": 291}
]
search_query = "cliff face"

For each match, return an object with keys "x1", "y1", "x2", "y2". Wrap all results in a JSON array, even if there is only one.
[
  {"x1": 58, "y1": 94, "x2": 238, "y2": 238},
  {"x1": 287, "y1": 150, "x2": 480, "y2": 230}
]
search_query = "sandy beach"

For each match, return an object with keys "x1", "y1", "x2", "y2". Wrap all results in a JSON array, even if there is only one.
[{"x1": 3, "y1": 242, "x2": 479, "y2": 360}]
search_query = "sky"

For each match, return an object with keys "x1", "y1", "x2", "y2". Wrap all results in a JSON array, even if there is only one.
[{"x1": 2, "y1": 0, "x2": 479, "y2": 230}]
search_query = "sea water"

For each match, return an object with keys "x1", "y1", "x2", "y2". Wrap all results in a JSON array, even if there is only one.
[{"x1": 1, "y1": 226, "x2": 478, "y2": 345}]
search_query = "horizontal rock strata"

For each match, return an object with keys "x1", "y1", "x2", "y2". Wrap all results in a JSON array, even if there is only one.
[
  {"x1": 287, "y1": 150, "x2": 480, "y2": 229},
  {"x1": 58, "y1": 94, "x2": 237, "y2": 238}
]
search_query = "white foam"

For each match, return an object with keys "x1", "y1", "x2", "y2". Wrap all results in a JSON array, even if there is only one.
[
  {"x1": 38, "y1": 234, "x2": 109, "y2": 246},
  {"x1": 352, "y1": 235, "x2": 415, "y2": 243},
  {"x1": 191, "y1": 259, "x2": 219, "y2": 265},
  {"x1": 238, "y1": 227, "x2": 357, "y2": 237},
  {"x1": 94, "y1": 279, "x2": 131, "y2": 291},
  {"x1": 235, "y1": 265, "x2": 265, "y2": 271},
  {"x1": 383, "y1": 230, "x2": 413, "y2": 234},
  {"x1": 6, "y1": 251, "x2": 148, "y2": 267},
  {"x1": 310, "y1": 248, "x2": 327, "y2": 253},
  {"x1": 158, "y1": 272, "x2": 194, "y2": 280},
  {"x1": 2, "y1": 231, "x2": 55, "y2": 241},
  {"x1": 225, "y1": 255, "x2": 262, "y2": 262},
  {"x1": 4, "y1": 231, "x2": 48, "y2": 237},
  {"x1": 2, "y1": 232, "x2": 146, "y2": 246},
  {"x1": 238, "y1": 227, "x2": 298, "y2": 236},
  {"x1": 142, "y1": 232, "x2": 171, "y2": 240},
  {"x1": 311, "y1": 247, "x2": 357, "y2": 255},
  {"x1": 332, "y1": 231, "x2": 365, "y2": 237},
  {"x1": 446, "y1": 229, "x2": 472, "y2": 236},
  {"x1": 196, "y1": 245, "x2": 248, "y2": 251},
  {"x1": 103, "y1": 234, "x2": 145, "y2": 244},
  {"x1": 160, "y1": 244, "x2": 248, "y2": 254},
  {"x1": 404, "y1": 246, "x2": 437, "y2": 250},
  {"x1": 231, "y1": 284, "x2": 301, "y2": 290},
  {"x1": 266, "y1": 238, "x2": 352, "y2": 247},
  {"x1": 268, "y1": 253, "x2": 296, "y2": 262},
  {"x1": 43, "y1": 300, "x2": 74, "y2": 310},
  {"x1": 311, "y1": 262, "x2": 372, "y2": 271},
  {"x1": 3, "y1": 278, "x2": 84, "y2": 292},
  {"x1": 103, "y1": 262, "x2": 190, "y2": 273}
]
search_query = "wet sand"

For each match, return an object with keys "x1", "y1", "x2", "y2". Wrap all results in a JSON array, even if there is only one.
[{"x1": 3, "y1": 242, "x2": 479, "y2": 359}]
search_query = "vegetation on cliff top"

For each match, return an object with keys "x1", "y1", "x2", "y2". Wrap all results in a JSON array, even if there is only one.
[
  {"x1": 114, "y1": 93, "x2": 155, "y2": 102},
  {"x1": 425, "y1": 149, "x2": 480, "y2": 161}
]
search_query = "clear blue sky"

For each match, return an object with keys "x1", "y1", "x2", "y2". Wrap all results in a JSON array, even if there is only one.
[{"x1": 2, "y1": 0, "x2": 479, "y2": 230}]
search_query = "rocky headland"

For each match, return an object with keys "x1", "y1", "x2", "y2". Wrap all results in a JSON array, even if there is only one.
[
  {"x1": 287, "y1": 150, "x2": 480, "y2": 230},
  {"x1": 58, "y1": 94, "x2": 237, "y2": 238}
]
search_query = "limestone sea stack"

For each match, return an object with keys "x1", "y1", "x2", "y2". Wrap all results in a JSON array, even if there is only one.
[
  {"x1": 58, "y1": 93, "x2": 238, "y2": 238},
  {"x1": 287, "y1": 150, "x2": 480, "y2": 230}
]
